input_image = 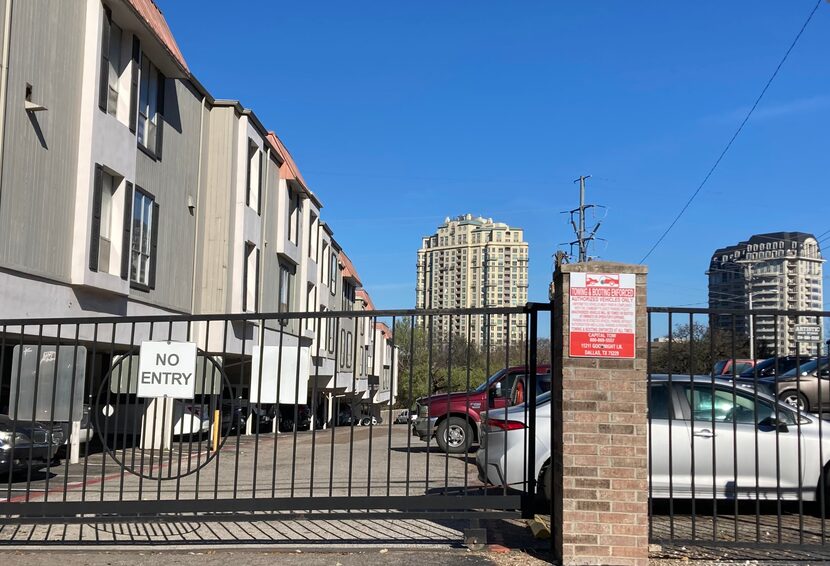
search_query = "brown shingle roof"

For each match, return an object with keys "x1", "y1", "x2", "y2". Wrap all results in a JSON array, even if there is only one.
[
  {"x1": 375, "y1": 322, "x2": 393, "y2": 341},
  {"x1": 126, "y1": 0, "x2": 188, "y2": 74},
  {"x1": 339, "y1": 251, "x2": 362, "y2": 286},
  {"x1": 356, "y1": 289, "x2": 374, "y2": 311}
]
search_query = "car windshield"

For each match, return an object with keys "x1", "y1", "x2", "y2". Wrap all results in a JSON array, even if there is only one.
[
  {"x1": 781, "y1": 358, "x2": 828, "y2": 377},
  {"x1": 473, "y1": 369, "x2": 506, "y2": 393},
  {"x1": 713, "y1": 361, "x2": 727, "y2": 375}
]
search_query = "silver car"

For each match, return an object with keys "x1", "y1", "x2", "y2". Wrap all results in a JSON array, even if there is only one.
[{"x1": 477, "y1": 375, "x2": 830, "y2": 503}]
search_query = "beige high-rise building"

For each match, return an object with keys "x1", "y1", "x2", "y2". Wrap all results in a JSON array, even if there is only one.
[
  {"x1": 708, "y1": 232, "x2": 824, "y2": 356},
  {"x1": 416, "y1": 214, "x2": 528, "y2": 346}
]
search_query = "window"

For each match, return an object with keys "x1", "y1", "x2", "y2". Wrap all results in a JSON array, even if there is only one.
[
  {"x1": 89, "y1": 165, "x2": 132, "y2": 278},
  {"x1": 305, "y1": 285, "x2": 317, "y2": 332},
  {"x1": 97, "y1": 171, "x2": 116, "y2": 272},
  {"x1": 309, "y1": 212, "x2": 318, "y2": 259},
  {"x1": 339, "y1": 329, "x2": 346, "y2": 368},
  {"x1": 246, "y1": 140, "x2": 262, "y2": 213},
  {"x1": 683, "y1": 385, "x2": 795, "y2": 425},
  {"x1": 327, "y1": 313, "x2": 336, "y2": 352},
  {"x1": 137, "y1": 54, "x2": 164, "y2": 156},
  {"x1": 98, "y1": 8, "x2": 122, "y2": 117},
  {"x1": 278, "y1": 260, "x2": 296, "y2": 314},
  {"x1": 130, "y1": 188, "x2": 157, "y2": 288},
  {"x1": 287, "y1": 188, "x2": 300, "y2": 244},
  {"x1": 648, "y1": 384, "x2": 672, "y2": 420},
  {"x1": 243, "y1": 243, "x2": 259, "y2": 312},
  {"x1": 329, "y1": 251, "x2": 338, "y2": 295}
]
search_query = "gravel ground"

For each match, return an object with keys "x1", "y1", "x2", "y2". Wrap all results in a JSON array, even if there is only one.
[{"x1": 0, "y1": 549, "x2": 551, "y2": 566}]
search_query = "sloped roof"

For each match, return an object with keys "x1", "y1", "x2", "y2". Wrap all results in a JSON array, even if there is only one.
[
  {"x1": 375, "y1": 322, "x2": 393, "y2": 341},
  {"x1": 125, "y1": 0, "x2": 188, "y2": 74},
  {"x1": 267, "y1": 132, "x2": 323, "y2": 209},
  {"x1": 356, "y1": 289, "x2": 374, "y2": 310},
  {"x1": 339, "y1": 251, "x2": 362, "y2": 286}
]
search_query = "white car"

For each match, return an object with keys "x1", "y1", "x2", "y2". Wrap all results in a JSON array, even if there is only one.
[{"x1": 477, "y1": 375, "x2": 830, "y2": 504}]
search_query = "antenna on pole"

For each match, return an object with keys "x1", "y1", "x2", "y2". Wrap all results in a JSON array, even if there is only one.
[{"x1": 562, "y1": 175, "x2": 605, "y2": 262}]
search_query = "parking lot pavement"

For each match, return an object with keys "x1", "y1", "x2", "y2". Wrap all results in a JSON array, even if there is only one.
[
  {"x1": 0, "y1": 424, "x2": 479, "y2": 505},
  {"x1": 0, "y1": 424, "x2": 537, "y2": 548}
]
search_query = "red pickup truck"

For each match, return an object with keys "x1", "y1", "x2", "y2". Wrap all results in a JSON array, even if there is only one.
[{"x1": 412, "y1": 365, "x2": 551, "y2": 454}]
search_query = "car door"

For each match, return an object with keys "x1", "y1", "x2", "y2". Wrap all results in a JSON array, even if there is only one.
[
  {"x1": 648, "y1": 382, "x2": 693, "y2": 498},
  {"x1": 680, "y1": 383, "x2": 802, "y2": 500}
]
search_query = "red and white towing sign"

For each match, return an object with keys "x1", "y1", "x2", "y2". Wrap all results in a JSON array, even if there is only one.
[{"x1": 569, "y1": 273, "x2": 636, "y2": 359}]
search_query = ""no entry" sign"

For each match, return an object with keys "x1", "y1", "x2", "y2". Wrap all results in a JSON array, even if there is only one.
[
  {"x1": 137, "y1": 341, "x2": 197, "y2": 399},
  {"x1": 569, "y1": 273, "x2": 636, "y2": 359}
]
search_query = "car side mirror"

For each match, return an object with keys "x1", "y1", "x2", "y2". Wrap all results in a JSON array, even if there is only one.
[
  {"x1": 494, "y1": 382, "x2": 503, "y2": 398},
  {"x1": 759, "y1": 416, "x2": 789, "y2": 433}
]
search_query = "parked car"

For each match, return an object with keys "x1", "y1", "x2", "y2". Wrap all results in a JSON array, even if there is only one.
[
  {"x1": 713, "y1": 359, "x2": 756, "y2": 376},
  {"x1": 736, "y1": 356, "x2": 805, "y2": 379},
  {"x1": 356, "y1": 414, "x2": 382, "y2": 426},
  {"x1": 278, "y1": 404, "x2": 310, "y2": 432},
  {"x1": 394, "y1": 409, "x2": 414, "y2": 424},
  {"x1": 413, "y1": 365, "x2": 550, "y2": 454},
  {"x1": 477, "y1": 374, "x2": 830, "y2": 505},
  {"x1": 0, "y1": 415, "x2": 63, "y2": 475},
  {"x1": 763, "y1": 357, "x2": 830, "y2": 412}
]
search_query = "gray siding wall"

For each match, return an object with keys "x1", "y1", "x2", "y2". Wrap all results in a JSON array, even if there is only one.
[
  {"x1": 0, "y1": 0, "x2": 84, "y2": 282},
  {"x1": 194, "y1": 106, "x2": 237, "y2": 314},
  {"x1": 131, "y1": 79, "x2": 203, "y2": 313},
  {"x1": 260, "y1": 154, "x2": 282, "y2": 314}
]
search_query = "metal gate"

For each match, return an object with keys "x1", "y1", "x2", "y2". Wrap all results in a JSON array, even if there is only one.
[
  {"x1": 0, "y1": 305, "x2": 549, "y2": 545},
  {"x1": 648, "y1": 306, "x2": 830, "y2": 561}
]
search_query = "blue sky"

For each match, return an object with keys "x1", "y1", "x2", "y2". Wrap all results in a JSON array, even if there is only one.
[{"x1": 162, "y1": 1, "x2": 829, "y2": 311}]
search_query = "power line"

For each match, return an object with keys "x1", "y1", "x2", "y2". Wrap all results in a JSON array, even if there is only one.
[{"x1": 639, "y1": 0, "x2": 823, "y2": 264}]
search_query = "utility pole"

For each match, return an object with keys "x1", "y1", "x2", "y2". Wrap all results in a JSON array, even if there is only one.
[
  {"x1": 562, "y1": 175, "x2": 604, "y2": 263},
  {"x1": 576, "y1": 175, "x2": 589, "y2": 262}
]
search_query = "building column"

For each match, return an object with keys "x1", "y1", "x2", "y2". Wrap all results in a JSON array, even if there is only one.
[{"x1": 552, "y1": 261, "x2": 649, "y2": 566}]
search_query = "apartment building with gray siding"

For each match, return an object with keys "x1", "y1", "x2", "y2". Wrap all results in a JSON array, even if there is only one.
[{"x1": 0, "y1": 0, "x2": 398, "y2": 424}]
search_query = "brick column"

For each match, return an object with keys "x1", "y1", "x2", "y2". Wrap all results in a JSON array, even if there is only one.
[{"x1": 551, "y1": 261, "x2": 649, "y2": 566}]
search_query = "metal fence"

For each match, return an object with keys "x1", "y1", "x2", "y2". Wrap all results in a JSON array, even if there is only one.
[
  {"x1": 0, "y1": 306, "x2": 548, "y2": 544},
  {"x1": 648, "y1": 306, "x2": 830, "y2": 557}
]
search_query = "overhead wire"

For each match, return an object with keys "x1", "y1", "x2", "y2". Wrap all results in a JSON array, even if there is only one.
[{"x1": 639, "y1": 0, "x2": 823, "y2": 264}]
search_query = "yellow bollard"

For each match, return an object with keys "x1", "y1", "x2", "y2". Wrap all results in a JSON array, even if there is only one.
[{"x1": 212, "y1": 409, "x2": 220, "y2": 452}]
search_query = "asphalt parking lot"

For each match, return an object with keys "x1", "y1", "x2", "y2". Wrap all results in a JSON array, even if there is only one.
[
  {"x1": 0, "y1": 424, "x2": 479, "y2": 504},
  {"x1": 0, "y1": 423, "x2": 546, "y2": 550},
  {"x1": 3, "y1": 423, "x2": 829, "y2": 562}
]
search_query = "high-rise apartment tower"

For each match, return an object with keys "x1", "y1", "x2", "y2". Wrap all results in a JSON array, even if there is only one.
[
  {"x1": 708, "y1": 232, "x2": 824, "y2": 355},
  {"x1": 416, "y1": 215, "x2": 528, "y2": 346}
]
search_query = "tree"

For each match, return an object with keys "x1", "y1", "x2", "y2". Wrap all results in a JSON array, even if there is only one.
[
  {"x1": 393, "y1": 316, "x2": 553, "y2": 407},
  {"x1": 649, "y1": 322, "x2": 750, "y2": 375}
]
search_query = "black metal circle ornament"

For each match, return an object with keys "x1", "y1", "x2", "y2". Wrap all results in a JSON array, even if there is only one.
[{"x1": 92, "y1": 347, "x2": 236, "y2": 481}]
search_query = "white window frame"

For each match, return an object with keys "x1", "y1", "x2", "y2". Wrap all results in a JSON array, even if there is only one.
[
  {"x1": 137, "y1": 54, "x2": 160, "y2": 153},
  {"x1": 130, "y1": 188, "x2": 154, "y2": 287}
]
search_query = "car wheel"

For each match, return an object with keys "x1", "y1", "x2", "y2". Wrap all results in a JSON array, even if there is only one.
[
  {"x1": 782, "y1": 391, "x2": 809, "y2": 412},
  {"x1": 436, "y1": 417, "x2": 473, "y2": 454}
]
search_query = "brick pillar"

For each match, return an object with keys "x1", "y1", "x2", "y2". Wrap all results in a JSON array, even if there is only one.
[{"x1": 552, "y1": 261, "x2": 649, "y2": 566}]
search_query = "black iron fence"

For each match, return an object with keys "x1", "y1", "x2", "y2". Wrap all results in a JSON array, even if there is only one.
[
  {"x1": 0, "y1": 306, "x2": 549, "y2": 541},
  {"x1": 648, "y1": 306, "x2": 830, "y2": 555}
]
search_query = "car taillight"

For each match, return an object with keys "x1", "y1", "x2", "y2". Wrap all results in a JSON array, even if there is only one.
[{"x1": 486, "y1": 418, "x2": 526, "y2": 431}]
